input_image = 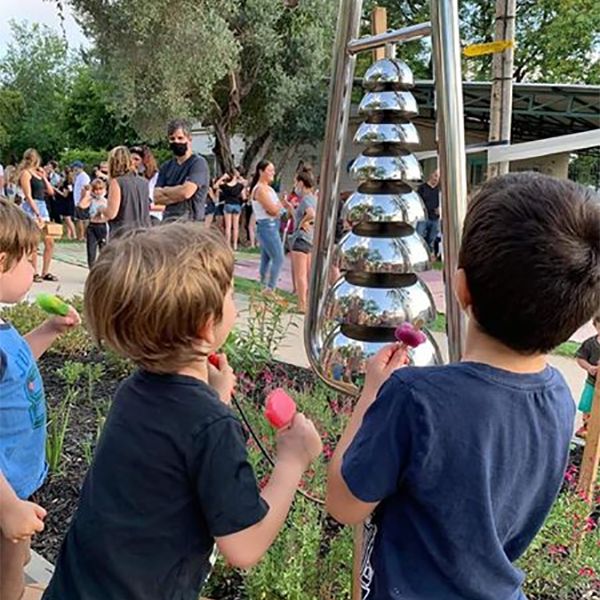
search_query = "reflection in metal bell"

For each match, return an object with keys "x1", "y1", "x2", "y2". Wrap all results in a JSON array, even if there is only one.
[
  {"x1": 350, "y1": 152, "x2": 422, "y2": 184},
  {"x1": 363, "y1": 58, "x2": 414, "y2": 91},
  {"x1": 338, "y1": 231, "x2": 430, "y2": 273},
  {"x1": 323, "y1": 277, "x2": 436, "y2": 329},
  {"x1": 319, "y1": 326, "x2": 441, "y2": 394},
  {"x1": 354, "y1": 122, "x2": 420, "y2": 147},
  {"x1": 342, "y1": 189, "x2": 425, "y2": 227},
  {"x1": 358, "y1": 91, "x2": 419, "y2": 119}
]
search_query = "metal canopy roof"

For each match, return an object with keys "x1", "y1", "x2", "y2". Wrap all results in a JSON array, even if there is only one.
[{"x1": 412, "y1": 81, "x2": 600, "y2": 142}]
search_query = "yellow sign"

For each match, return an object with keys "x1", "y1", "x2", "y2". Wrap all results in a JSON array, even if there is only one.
[{"x1": 463, "y1": 40, "x2": 514, "y2": 57}]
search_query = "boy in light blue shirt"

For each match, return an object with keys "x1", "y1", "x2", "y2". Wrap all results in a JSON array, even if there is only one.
[{"x1": 0, "y1": 198, "x2": 80, "y2": 600}]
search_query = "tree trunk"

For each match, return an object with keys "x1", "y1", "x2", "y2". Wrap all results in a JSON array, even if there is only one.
[
  {"x1": 212, "y1": 120, "x2": 235, "y2": 175},
  {"x1": 242, "y1": 131, "x2": 274, "y2": 178},
  {"x1": 275, "y1": 142, "x2": 299, "y2": 177}
]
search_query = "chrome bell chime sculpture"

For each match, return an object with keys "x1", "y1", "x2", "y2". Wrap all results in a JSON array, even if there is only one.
[{"x1": 319, "y1": 57, "x2": 442, "y2": 394}]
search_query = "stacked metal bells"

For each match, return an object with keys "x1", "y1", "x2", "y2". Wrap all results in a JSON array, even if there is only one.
[{"x1": 319, "y1": 57, "x2": 442, "y2": 395}]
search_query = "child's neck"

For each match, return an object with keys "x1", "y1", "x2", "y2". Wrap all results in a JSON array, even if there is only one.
[
  {"x1": 462, "y1": 319, "x2": 547, "y2": 374},
  {"x1": 177, "y1": 360, "x2": 208, "y2": 382}
]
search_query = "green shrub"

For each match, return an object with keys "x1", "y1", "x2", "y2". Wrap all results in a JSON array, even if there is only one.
[{"x1": 59, "y1": 148, "x2": 110, "y2": 171}]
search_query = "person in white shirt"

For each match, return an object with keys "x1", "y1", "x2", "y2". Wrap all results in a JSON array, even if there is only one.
[{"x1": 72, "y1": 161, "x2": 91, "y2": 241}]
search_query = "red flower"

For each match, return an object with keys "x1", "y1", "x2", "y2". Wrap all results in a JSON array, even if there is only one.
[
  {"x1": 548, "y1": 544, "x2": 568, "y2": 557},
  {"x1": 579, "y1": 567, "x2": 595, "y2": 577}
]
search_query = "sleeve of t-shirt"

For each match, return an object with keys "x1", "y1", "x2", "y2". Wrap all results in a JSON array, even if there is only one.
[
  {"x1": 186, "y1": 156, "x2": 208, "y2": 190},
  {"x1": 190, "y1": 415, "x2": 269, "y2": 537},
  {"x1": 342, "y1": 376, "x2": 414, "y2": 503},
  {"x1": 576, "y1": 339, "x2": 593, "y2": 362},
  {"x1": 156, "y1": 162, "x2": 168, "y2": 188}
]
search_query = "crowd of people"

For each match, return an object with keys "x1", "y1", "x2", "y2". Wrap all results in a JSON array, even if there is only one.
[{"x1": 0, "y1": 122, "x2": 321, "y2": 310}]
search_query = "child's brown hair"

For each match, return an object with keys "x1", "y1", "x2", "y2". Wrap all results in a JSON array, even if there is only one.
[
  {"x1": 84, "y1": 223, "x2": 234, "y2": 373},
  {"x1": 459, "y1": 172, "x2": 600, "y2": 353},
  {"x1": 0, "y1": 198, "x2": 40, "y2": 273}
]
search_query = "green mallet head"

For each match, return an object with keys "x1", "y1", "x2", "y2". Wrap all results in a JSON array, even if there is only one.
[{"x1": 36, "y1": 293, "x2": 70, "y2": 317}]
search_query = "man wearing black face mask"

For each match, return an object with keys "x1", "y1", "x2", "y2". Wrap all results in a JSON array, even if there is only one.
[{"x1": 154, "y1": 119, "x2": 209, "y2": 221}]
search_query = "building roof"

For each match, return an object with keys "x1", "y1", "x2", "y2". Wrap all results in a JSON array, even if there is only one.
[{"x1": 413, "y1": 81, "x2": 600, "y2": 142}]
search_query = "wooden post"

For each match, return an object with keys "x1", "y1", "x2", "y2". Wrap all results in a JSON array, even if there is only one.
[
  {"x1": 578, "y1": 375, "x2": 600, "y2": 502},
  {"x1": 371, "y1": 6, "x2": 387, "y2": 62},
  {"x1": 487, "y1": 0, "x2": 516, "y2": 178}
]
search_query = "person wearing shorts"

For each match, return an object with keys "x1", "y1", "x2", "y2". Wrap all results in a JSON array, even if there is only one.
[
  {"x1": 283, "y1": 168, "x2": 317, "y2": 313},
  {"x1": 18, "y1": 148, "x2": 58, "y2": 282},
  {"x1": 72, "y1": 161, "x2": 91, "y2": 241},
  {"x1": 220, "y1": 171, "x2": 245, "y2": 251},
  {"x1": 575, "y1": 314, "x2": 600, "y2": 438}
]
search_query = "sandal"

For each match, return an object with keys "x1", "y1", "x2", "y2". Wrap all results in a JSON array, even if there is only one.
[
  {"x1": 33, "y1": 274, "x2": 43, "y2": 283},
  {"x1": 42, "y1": 273, "x2": 59, "y2": 282}
]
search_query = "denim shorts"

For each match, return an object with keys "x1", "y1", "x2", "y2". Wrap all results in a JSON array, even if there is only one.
[
  {"x1": 22, "y1": 199, "x2": 50, "y2": 222},
  {"x1": 291, "y1": 237, "x2": 312, "y2": 254},
  {"x1": 224, "y1": 204, "x2": 242, "y2": 215}
]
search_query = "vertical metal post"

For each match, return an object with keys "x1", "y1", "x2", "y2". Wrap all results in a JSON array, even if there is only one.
[
  {"x1": 305, "y1": 0, "x2": 364, "y2": 377},
  {"x1": 431, "y1": 0, "x2": 469, "y2": 362}
]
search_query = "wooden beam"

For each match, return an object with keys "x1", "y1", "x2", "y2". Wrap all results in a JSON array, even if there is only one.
[
  {"x1": 371, "y1": 6, "x2": 388, "y2": 62},
  {"x1": 578, "y1": 375, "x2": 600, "y2": 502}
]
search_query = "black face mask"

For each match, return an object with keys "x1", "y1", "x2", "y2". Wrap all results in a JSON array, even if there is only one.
[{"x1": 170, "y1": 142, "x2": 188, "y2": 157}]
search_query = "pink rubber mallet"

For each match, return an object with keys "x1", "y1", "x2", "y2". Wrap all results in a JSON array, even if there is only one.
[{"x1": 265, "y1": 388, "x2": 297, "y2": 429}]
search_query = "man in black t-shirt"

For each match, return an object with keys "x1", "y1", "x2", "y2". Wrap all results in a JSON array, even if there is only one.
[
  {"x1": 154, "y1": 119, "x2": 209, "y2": 221},
  {"x1": 417, "y1": 169, "x2": 441, "y2": 257}
]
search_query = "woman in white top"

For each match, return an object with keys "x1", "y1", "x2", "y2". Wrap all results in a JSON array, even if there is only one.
[{"x1": 250, "y1": 160, "x2": 285, "y2": 290}]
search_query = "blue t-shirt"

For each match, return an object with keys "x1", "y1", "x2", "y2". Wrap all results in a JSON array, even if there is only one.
[
  {"x1": 342, "y1": 363, "x2": 575, "y2": 600},
  {"x1": 0, "y1": 324, "x2": 47, "y2": 499}
]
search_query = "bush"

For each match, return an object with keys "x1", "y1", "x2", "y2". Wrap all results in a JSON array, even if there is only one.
[{"x1": 59, "y1": 148, "x2": 110, "y2": 171}]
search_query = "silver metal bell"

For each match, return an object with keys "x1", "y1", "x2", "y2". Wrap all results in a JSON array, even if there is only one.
[
  {"x1": 363, "y1": 58, "x2": 414, "y2": 91},
  {"x1": 350, "y1": 152, "x2": 422, "y2": 184},
  {"x1": 319, "y1": 326, "x2": 442, "y2": 395},
  {"x1": 354, "y1": 122, "x2": 420, "y2": 147},
  {"x1": 323, "y1": 277, "x2": 437, "y2": 329},
  {"x1": 337, "y1": 231, "x2": 431, "y2": 274},
  {"x1": 358, "y1": 91, "x2": 419, "y2": 119},
  {"x1": 342, "y1": 189, "x2": 426, "y2": 227}
]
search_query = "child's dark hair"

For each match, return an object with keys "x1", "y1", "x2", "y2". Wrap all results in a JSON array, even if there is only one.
[{"x1": 459, "y1": 172, "x2": 600, "y2": 354}]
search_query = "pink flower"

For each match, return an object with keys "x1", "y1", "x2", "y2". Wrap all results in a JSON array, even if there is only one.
[
  {"x1": 548, "y1": 544, "x2": 568, "y2": 557},
  {"x1": 585, "y1": 517, "x2": 597, "y2": 532}
]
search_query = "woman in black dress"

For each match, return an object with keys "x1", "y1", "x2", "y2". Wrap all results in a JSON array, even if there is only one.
[{"x1": 54, "y1": 167, "x2": 77, "y2": 239}]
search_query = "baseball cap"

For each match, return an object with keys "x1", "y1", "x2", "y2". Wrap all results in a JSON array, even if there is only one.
[{"x1": 71, "y1": 160, "x2": 84, "y2": 168}]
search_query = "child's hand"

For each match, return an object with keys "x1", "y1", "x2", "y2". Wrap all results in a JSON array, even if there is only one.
[
  {"x1": 46, "y1": 306, "x2": 81, "y2": 335},
  {"x1": 362, "y1": 343, "x2": 408, "y2": 400},
  {"x1": 0, "y1": 499, "x2": 46, "y2": 543},
  {"x1": 208, "y1": 353, "x2": 236, "y2": 405},
  {"x1": 276, "y1": 413, "x2": 323, "y2": 470}
]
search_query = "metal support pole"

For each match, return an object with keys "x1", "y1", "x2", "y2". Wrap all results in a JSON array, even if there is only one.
[
  {"x1": 305, "y1": 0, "x2": 364, "y2": 386},
  {"x1": 347, "y1": 22, "x2": 432, "y2": 55},
  {"x1": 431, "y1": 0, "x2": 468, "y2": 362}
]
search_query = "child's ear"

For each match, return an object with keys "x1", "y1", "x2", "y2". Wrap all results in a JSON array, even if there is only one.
[
  {"x1": 196, "y1": 317, "x2": 216, "y2": 346},
  {"x1": 454, "y1": 268, "x2": 472, "y2": 312}
]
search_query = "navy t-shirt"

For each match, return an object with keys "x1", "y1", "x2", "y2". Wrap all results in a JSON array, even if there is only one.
[
  {"x1": 43, "y1": 371, "x2": 268, "y2": 600},
  {"x1": 342, "y1": 363, "x2": 575, "y2": 600},
  {"x1": 156, "y1": 154, "x2": 209, "y2": 221}
]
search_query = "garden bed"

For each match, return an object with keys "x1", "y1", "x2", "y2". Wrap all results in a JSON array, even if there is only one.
[{"x1": 2, "y1": 297, "x2": 599, "y2": 600}]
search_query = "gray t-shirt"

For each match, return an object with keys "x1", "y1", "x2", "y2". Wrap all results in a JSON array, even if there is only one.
[
  {"x1": 110, "y1": 173, "x2": 151, "y2": 235},
  {"x1": 156, "y1": 154, "x2": 209, "y2": 221},
  {"x1": 293, "y1": 194, "x2": 317, "y2": 244}
]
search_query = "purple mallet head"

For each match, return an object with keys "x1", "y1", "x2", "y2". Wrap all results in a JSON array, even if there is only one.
[{"x1": 395, "y1": 322, "x2": 427, "y2": 348}]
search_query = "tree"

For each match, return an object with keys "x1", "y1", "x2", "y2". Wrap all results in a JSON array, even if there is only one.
[
  {"x1": 0, "y1": 21, "x2": 74, "y2": 160},
  {"x1": 0, "y1": 89, "x2": 24, "y2": 163},
  {"x1": 64, "y1": 63, "x2": 139, "y2": 149},
  {"x1": 366, "y1": 0, "x2": 600, "y2": 84},
  {"x1": 58, "y1": 0, "x2": 336, "y2": 172}
]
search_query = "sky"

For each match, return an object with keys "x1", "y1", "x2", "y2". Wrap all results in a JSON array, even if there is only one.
[{"x1": 0, "y1": 0, "x2": 89, "y2": 54}]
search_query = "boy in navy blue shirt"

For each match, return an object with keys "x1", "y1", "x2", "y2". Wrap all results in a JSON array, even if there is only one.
[{"x1": 327, "y1": 173, "x2": 600, "y2": 600}]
